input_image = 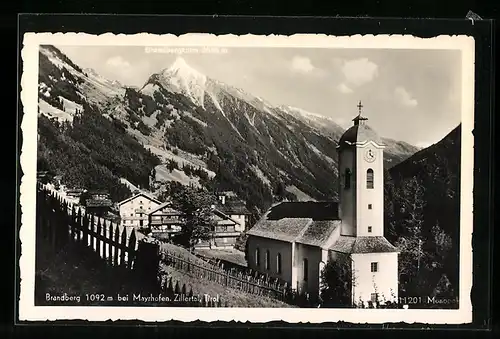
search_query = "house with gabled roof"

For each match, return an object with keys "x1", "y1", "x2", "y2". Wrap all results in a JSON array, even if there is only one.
[
  {"x1": 215, "y1": 193, "x2": 252, "y2": 231},
  {"x1": 147, "y1": 201, "x2": 184, "y2": 236},
  {"x1": 147, "y1": 198, "x2": 248, "y2": 249},
  {"x1": 84, "y1": 190, "x2": 113, "y2": 217},
  {"x1": 246, "y1": 102, "x2": 399, "y2": 307},
  {"x1": 118, "y1": 192, "x2": 162, "y2": 228}
]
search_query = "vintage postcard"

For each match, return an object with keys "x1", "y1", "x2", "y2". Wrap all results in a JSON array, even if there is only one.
[{"x1": 19, "y1": 32, "x2": 475, "y2": 324}]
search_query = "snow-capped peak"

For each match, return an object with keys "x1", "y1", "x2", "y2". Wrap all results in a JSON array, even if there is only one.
[
  {"x1": 279, "y1": 105, "x2": 330, "y2": 120},
  {"x1": 84, "y1": 68, "x2": 99, "y2": 76},
  {"x1": 278, "y1": 105, "x2": 347, "y2": 131},
  {"x1": 167, "y1": 57, "x2": 197, "y2": 74},
  {"x1": 158, "y1": 57, "x2": 207, "y2": 107}
]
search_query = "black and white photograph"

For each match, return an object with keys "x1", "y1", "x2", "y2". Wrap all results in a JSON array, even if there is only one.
[{"x1": 19, "y1": 33, "x2": 474, "y2": 323}]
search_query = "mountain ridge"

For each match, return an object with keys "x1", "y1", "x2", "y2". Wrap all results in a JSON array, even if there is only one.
[{"x1": 37, "y1": 45, "x2": 420, "y2": 221}]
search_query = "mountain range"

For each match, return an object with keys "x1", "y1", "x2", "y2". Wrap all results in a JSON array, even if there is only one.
[{"x1": 37, "y1": 45, "x2": 420, "y2": 219}]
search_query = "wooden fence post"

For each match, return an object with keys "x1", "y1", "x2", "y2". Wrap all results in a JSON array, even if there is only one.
[
  {"x1": 106, "y1": 220, "x2": 113, "y2": 266},
  {"x1": 113, "y1": 224, "x2": 120, "y2": 266},
  {"x1": 76, "y1": 208, "x2": 83, "y2": 244},
  {"x1": 135, "y1": 240, "x2": 160, "y2": 291},
  {"x1": 89, "y1": 215, "x2": 95, "y2": 250},
  {"x1": 96, "y1": 218, "x2": 102, "y2": 258},
  {"x1": 51, "y1": 195, "x2": 59, "y2": 250},
  {"x1": 127, "y1": 230, "x2": 137, "y2": 270},
  {"x1": 167, "y1": 277, "x2": 174, "y2": 298},
  {"x1": 69, "y1": 204, "x2": 76, "y2": 243},
  {"x1": 119, "y1": 228, "x2": 127, "y2": 267}
]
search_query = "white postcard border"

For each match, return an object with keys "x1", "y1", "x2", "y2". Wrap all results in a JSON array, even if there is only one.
[{"x1": 20, "y1": 32, "x2": 475, "y2": 324}]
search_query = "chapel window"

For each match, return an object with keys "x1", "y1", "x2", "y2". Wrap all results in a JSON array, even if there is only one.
[
  {"x1": 303, "y1": 258, "x2": 309, "y2": 282},
  {"x1": 265, "y1": 250, "x2": 270, "y2": 270},
  {"x1": 371, "y1": 262, "x2": 378, "y2": 272},
  {"x1": 255, "y1": 248, "x2": 260, "y2": 266},
  {"x1": 276, "y1": 253, "x2": 282, "y2": 274}
]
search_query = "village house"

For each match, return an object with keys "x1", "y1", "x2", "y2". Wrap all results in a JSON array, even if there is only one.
[
  {"x1": 200, "y1": 192, "x2": 251, "y2": 248},
  {"x1": 147, "y1": 201, "x2": 184, "y2": 236},
  {"x1": 199, "y1": 209, "x2": 242, "y2": 249},
  {"x1": 64, "y1": 188, "x2": 85, "y2": 205},
  {"x1": 118, "y1": 192, "x2": 162, "y2": 228},
  {"x1": 84, "y1": 189, "x2": 113, "y2": 217},
  {"x1": 215, "y1": 192, "x2": 251, "y2": 229},
  {"x1": 147, "y1": 193, "x2": 251, "y2": 249},
  {"x1": 246, "y1": 102, "x2": 400, "y2": 307}
]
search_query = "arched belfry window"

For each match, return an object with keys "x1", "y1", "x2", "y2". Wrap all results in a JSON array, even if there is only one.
[
  {"x1": 367, "y1": 169, "x2": 374, "y2": 189},
  {"x1": 344, "y1": 168, "x2": 351, "y2": 189}
]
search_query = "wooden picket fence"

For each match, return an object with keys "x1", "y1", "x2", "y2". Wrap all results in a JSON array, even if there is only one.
[
  {"x1": 36, "y1": 184, "x2": 244, "y2": 307},
  {"x1": 36, "y1": 185, "x2": 144, "y2": 269},
  {"x1": 160, "y1": 249, "x2": 289, "y2": 301},
  {"x1": 35, "y1": 183, "x2": 170, "y2": 296},
  {"x1": 35, "y1": 184, "x2": 304, "y2": 307}
]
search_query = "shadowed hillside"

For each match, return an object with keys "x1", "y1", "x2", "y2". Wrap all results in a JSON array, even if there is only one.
[{"x1": 385, "y1": 124, "x2": 461, "y2": 301}]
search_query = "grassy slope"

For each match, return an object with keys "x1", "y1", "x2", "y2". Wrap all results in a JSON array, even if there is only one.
[
  {"x1": 162, "y1": 266, "x2": 294, "y2": 308},
  {"x1": 35, "y1": 242, "x2": 148, "y2": 306},
  {"x1": 159, "y1": 242, "x2": 291, "y2": 307},
  {"x1": 195, "y1": 248, "x2": 248, "y2": 267},
  {"x1": 36, "y1": 237, "x2": 286, "y2": 308}
]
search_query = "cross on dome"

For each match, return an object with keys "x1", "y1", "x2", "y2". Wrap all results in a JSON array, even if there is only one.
[
  {"x1": 353, "y1": 100, "x2": 368, "y2": 126},
  {"x1": 357, "y1": 100, "x2": 363, "y2": 114}
]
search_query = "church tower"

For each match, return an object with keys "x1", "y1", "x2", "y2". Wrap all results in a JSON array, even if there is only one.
[{"x1": 337, "y1": 101, "x2": 386, "y2": 237}]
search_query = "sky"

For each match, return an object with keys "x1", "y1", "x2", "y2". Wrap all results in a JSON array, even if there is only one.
[{"x1": 56, "y1": 45, "x2": 462, "y2": 147}]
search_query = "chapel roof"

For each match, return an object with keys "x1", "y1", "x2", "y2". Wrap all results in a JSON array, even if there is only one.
[
  {"x1": 246, "y1": 201, "x2": 341, "y2": 248},
  {"x1": 265, "y1": 201, "x2": 339, "y2": 220},
  {"x1": 329, "y1": 235, "x2": 399, "y2": 254},
  {"x1": 296, "y1": 220, "x2": 341, "y2": 247}
]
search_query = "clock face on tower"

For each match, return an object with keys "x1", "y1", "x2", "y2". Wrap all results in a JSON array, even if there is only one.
[{"x1": 364, "y1": 148, "x2": 376, "y2": 162}]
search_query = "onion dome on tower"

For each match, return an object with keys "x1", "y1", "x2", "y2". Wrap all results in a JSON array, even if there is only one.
[{"x1": 337, "y1": 101, "x2": 384, "y2": 149}]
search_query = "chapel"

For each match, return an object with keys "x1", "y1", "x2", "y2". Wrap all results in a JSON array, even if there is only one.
[{"x1": 246, "y1": 101, "x2": 399, "y2": 306}]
